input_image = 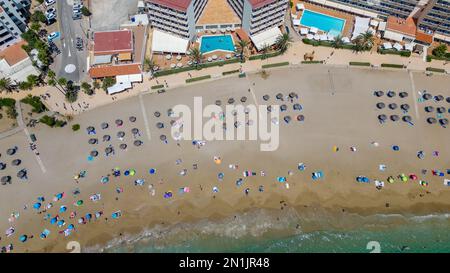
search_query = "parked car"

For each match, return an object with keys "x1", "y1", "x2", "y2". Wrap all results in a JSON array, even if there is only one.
[
  {"x1": 47, "y1": 32, "x2": 60, "y2": 42},
  {"x1": 72, "y1": 12, "x2": 82, "y2": 20},
  {"x1": 45, "y1": 7, "x2": 56, "y2": 15},
  {"x1": 73, "y1": 4, "x2": 83, "y2": 10},
  {"x1": 44, "y1": 0, "x2": 56, "y2": 6},
  {"x1": 75, "y1": 37, "x2": 83, "y2": 50}
]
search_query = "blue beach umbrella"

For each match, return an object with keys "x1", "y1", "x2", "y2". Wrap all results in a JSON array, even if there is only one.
[
  {"x1": 68, "y1": 224, "x2": 74, "y2": 230},
  {"x1": 86, "y1": 213, "x2": 92, "y2": 221},
  {"x1": 57, "y1": 220, "x2": 65, "y2": 227},
  {"x1": 33, "y1": 202, "x2": 41, "y2": 210},
  {"x1": 124, "y1": 170, "x2": 130, "y2": 176},
  {"x1": 149, "y1": 168, "x2": 156, "y2": 174},
  {"x1": 19, "y1": 235, "x2": 27, "y2": 242},
  {"x1": 100, "y1": 176, "x2": 109, "y2": 184},
  {"x1": 218, "y1": 173, "x2": 224, "y2": 180},
  {"x1": 37, "y1": 196, "x2": 45, "y2": 202},
  {"x1": 392, "y1": 145, "x2": 400, "y2": 151},
  {"x1": 50, "y1": 217, "x2": 58, "y2": 225},
  {"x1": 59, "y1": 206, "x2": 67, "y2": 213},
  {"x1": 56, "y1": 193, "x2": 63, "y2": 200}
]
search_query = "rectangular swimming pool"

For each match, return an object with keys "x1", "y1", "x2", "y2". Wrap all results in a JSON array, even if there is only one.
[
  {"x1": 200, "y1": 35, "x2": 235, "y2": 54},
  {"x1": 300, "y1": 9, "x2": 345, "y2": 34}
]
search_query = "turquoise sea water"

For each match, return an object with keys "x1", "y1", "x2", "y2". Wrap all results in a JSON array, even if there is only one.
[
  {"x1": 300, "y1": 9, "x2": 345, "y2": 34},
  {"x1": 91, "y1": 209, "x2": 450, "y2": 253},
  {"x1": 200, "y1": 35, "x2": 235, "y2": 54}
]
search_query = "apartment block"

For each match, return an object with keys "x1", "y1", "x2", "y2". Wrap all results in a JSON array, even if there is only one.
[
  {"x1": 325, "y1": 0, "x2": 421, "y2": 19},
  {"x1": 417, "y1": 0, "x2": 450, "y2": 40},
  {"x1": 0, "y1": 0, "x2": 30, "y2": 48}
]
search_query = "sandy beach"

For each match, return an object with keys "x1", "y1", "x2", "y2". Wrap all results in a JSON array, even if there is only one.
[{"x1": 1, "y1": 66, "x2": 449, "y2": 253}]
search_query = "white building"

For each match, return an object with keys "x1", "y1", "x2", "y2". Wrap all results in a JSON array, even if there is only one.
[{"x1": 0, "y1": 39, "x2": 40, "y2": 83}]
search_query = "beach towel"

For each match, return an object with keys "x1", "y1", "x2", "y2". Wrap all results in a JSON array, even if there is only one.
[
  {"x1": 243, "y1": 171, "x2": 256, "y2": 177},
  {"x1": 444, "y1": 179, "x2": 450, "y2": 186}
]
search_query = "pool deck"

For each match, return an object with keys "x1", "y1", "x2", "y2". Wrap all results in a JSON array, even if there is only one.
[{"x1": 291, "y1": 1, "x2": 354, "y2": 37}]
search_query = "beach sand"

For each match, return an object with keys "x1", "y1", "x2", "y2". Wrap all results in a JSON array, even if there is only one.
[{"x1": 0, "y1": 66, "x2": 449, "y2": 252}]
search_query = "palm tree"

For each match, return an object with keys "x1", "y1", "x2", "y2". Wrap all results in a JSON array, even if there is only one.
[
  {"x1": 275, "y1": 33, "x2": 292, "y2": 53},
  {"x1": 331, "y1": 35, "x2": 344, "y2": 49},
  {"x1": 47, "y1": 70, "x2": 56, "y2": 81},
  {"x1": 27, "y1": 74, "x2": 40, "y2": 87},
  {"x1": 57, "y1": 77, "x2": 68, "y2": 92},
  {"x1": 143, "y1": 57, "x2": 156, "y2": 72},
  {"x1": 81, "y1": 82, "x2": 93, "y2": 95},
  {"x1": 356, "y1": 31, "x2": 374, "y2": 51},
  {"x1": 236, "y1": 39, "x2": 249, "y2": 61},
  {"x1": 188, "y1": 47, "x2": 203, "y2": 68},
  {"x1": 0, "y1": 78, "x2": 14, "y2": 93}
]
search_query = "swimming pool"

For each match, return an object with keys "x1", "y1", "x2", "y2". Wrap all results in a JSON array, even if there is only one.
[
  {"x1": 300, "y1": 9, "x2": 345, "y2": 34},
  {"x1": 200, "y1": 35, "x2": 235, "y2": 54}
]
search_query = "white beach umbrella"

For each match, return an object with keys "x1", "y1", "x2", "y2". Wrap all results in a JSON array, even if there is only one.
[
  {"x1": 342, "y1": 37, "x2": 351, "y2": 44},
  {"x1": 383, "y1": 42, "x2": 392, "y2": 50},
  {"x1": 166, "y1": 54, "x2": 172, "y2": 60},
  {"x1": 393, "y1": 43, "x2": 403, "y2": 51},
  {"x1": 404, "y1": 43, "x2": 414, "y2": 51},
  {"x1": 319, "y1": 34, "x2": 328, "y2": 41},
  {"x1": 300, "y1": 28, "x2": 309, "y2": 35},
  {"x1": 170, "y1": 63, "x2": 176, "y2": 68},
  {"x1": 306, "y1": 33, "x2": 314, "y2": 40},
  {"x1": 310, "y1": 27, "x2": 318, "y2": 34}
]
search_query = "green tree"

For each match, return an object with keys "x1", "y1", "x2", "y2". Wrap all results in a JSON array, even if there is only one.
[
  {"x1": 432, "y1": 44, "x2": 447, "y2": 58},
  {"x1": 30, "y1": 22, "x2": 41, "y2": 32},
  {"x1": 143, "y1": 58, "x2": 156, "y2": 72},
  {"x1": 260, "y1": 44, "x2": 271, "y2": 60},
  {"x1": 92, "y1": 81, "x2": 101, "y2": 90},
  {"x1": 0, "y1": 78, "x2": 14, "y2": 93},
  {"x1": 81, "y1": 82, "x2": 93, "y2": 95},
  {"x1": 188, "y1": 48, "x2": 203, "y2": 68},
  {"x1": 31, "y1": 11, "x2": 47, "y2": 23},
  {"x1": 81, "y1": 6, "x2": 92, "y2": 16},
  {"x1": 27, "y1": 74, "x2": 40, "y2": 87},
  {"x1": 355, "y1": 31, "x2": 374, "y2": 51},
  {"x1": 331, "y1": 35, "x2": 344, "y2": 49},
  {"x1": 236, "y1": 39, "x2": 249, "y2": 61},
  {"x1": 275, "y1": 33, "x2": 292, "y2": 53},
  {"x1": 102, "y1": 77, "x2": 116, "y2": 91},
  {"x1": 19, "y1": 81, "x2": 33, "y2": 91}
]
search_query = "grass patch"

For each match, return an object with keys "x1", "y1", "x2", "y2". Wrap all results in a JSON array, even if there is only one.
[
  {"x1": 248, "y1": 51, "x2": 282, "y2": 60},
  {"x1": 301, "y1": 60, "x2": 323, "y2": 64},
  {"x1": 154, "y1": 58, "x2": 241, "y2": 77},
  {"x1": 0, "y1": 98, "x2": 16, "y2": 108},
  {"x1": 380, "y1": 63, "x2": 405, "y2": 69},
  {"x1": 186, "y1": 75, "x2": 211, "y2": 83},
  {"x1": 378, "y1": 48, "x2": 411, "y2": 57},
  {"x1": 151, "y1": 84, "x2": 165, "y2": 90},
  {"x1": 39, "y1": 115, "x2": 66, "y2": 128},
  {"x1": 427, "y1": 54, "x2": 450, "y2": 62},
  {"x1": 349, "y1": 62, "x2": 371, "y2": 66},
  {"x1": 302, "y1": 38, "x2": 355, "y2": 50},
  {"x1": 261, "y1": 62, "x2": 290, "y2": 69},
  {"x1": 222, "y1": 69, "x2": 240, "y2": 76},
  {"x1": 20, "y1": 95, "x2": 47, "y2": 113},
  {"x1": 426, "y1": 67, "x2": 446, "y2": 73},
  {"x1": 72, "y1": 124, "x2": 80, "y2": 131},
  {"x1": 238, "y1": 72, "x2": 246, "y2": 78}
]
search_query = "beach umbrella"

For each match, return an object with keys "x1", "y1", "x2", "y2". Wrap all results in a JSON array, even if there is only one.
[
  {"x1": 293, "y1": 103, "x2": 302, "y2": 111},
  {"x1": 297, "y1": 115, "x2": 305, "y2": 122},
  {"x1": 68, "y1": 224, "x2": 74, "y2": 230},
  {"x1": 115, "y1": 119, "x2": 123, "y2": 126},
  {"x1": 59, "y1": 206, "x2": 67, "y2": 213},
  {"x1": 50, "y1": 217, "x2": 58, "y2": 224},
  {"x1": 1, "y1": 175, "x2": 11, "y2": 185},
  {"x1": 117, "y1": 131, "x2": 125, "y2": 138},
  {"x1": 119, "y1": 144, "x2": 127, "y2": 150},
  {"x1": 134, "y1": 140, "x2": 143, "y2": 146},
  {"x1": 388, "y1": 103, "x2": 397, "y2": 110},
  {"x1": 376, "y1": 102, "x2": 385, "y2": 109},
  {"x1": 387, "y1": 91, "x2": 396, "y2": 98},
  {"x1": 215, "y1": 100, "x2": 222, "y2": 106},
  {"x1": 434, "y1": 95, "x2": 444, "y2": 101},
  {"x1": 131, "y1": 128, "x2": 139, "y2": 135},
  {"x1": 19, "y1": 235, "x2": 27, "y2": 242},
  {"x1": 402, "y1": 115, "x2": 412, "y2": 123},
  {"x1": 164, "y1": 191, "x2": 173, "y2": 198},
  {"x1": 11, "y1": 159, "x2": 22, "y2": 166},
  {"x1": 437, "y1": 107, "x2": 446, "y2": 114},
  {"x1": 439, "y1": 118, "x2": 448, "y2": 126},
  {"x1": 105, "y1": 147, "x2": 113, "y2": 155},
  {"x1": 392, "y1": 145, "x2": 400, "y2": 151},
  {"x1": 6, "y1": 148, "x2": 16, "y2": 156},
  {"x1": 228, "y1": 98, "x2": 235, "y2": 104},
  {"x1": 154, "y1": 111, "x2": 161, "y2": 118},
  {"x1": 17, "y1": 169, "x2": 27, "y2": 179},
  {"x1": 280, "y1": 104, "x2": 287, "y2": 112},
  {"x1": 378, "y1": 114, "x2": 387, "y2": 121},
  {"x1": 57, "y1": 220, "x2": 65, "y2": 227},
  {"x1": 427, "y1": 117, "x2": 437, "y2": 124},
  {"x1": 33, "y1": 202, "x2": 41, "y2": 209},
  {"x1": 263, "y1": 95, "x2": 270, "y2": 101},
  {"x1": 88, "y1": 138, "x2": 97, "y2": 144},
  {"x1": 103, "y1": 135, "x2": 111, "y2": 142},
  {"x1": 240, "y1": 96, "x2": 247, "y2": 103},
  {"x1": 267, "y1": 105, "x2": 272, "y2": 112},
  {"x1": 56, "y1": 193, "x2": 64, "y2": 200},
  {"x1": 156, "y1": 122, "x2": 164, "y2": 129},
  {"x1": 129, "y1": 116, "x2": 136, "y2": 122},
  {"x1": 276, "y1": 93, "x2": 283, "y2": 100},
  {"x1": 399, "y1": 92, "x2": 408, "y2": 98},
  {"x1": 425, "y1": 106, "x2": 434, "y2": 113},
  {"x1": 400, "y1": 104, "x2": 410, "y2": 111},
  {"x1": 446, "y1": 97, "x2": 450, "y2": 103},
  {"x1": 0, "y1": 163, "x2": 6, "y2": 170},
  {"x1": 90, "y1": 150, "x2": 98, "y2": 157},
  {"x1": 374, "y1": 91, "x2": 384, "y2": 97},
  {"x1": 284, "y1": 116, "x2": 292, "y2": 123},
  {"x1": 76, "y1": 200, "x2": 83, "y2": 206},
  {"x1": 100, "y1": 176, "x2": 109, "y2": 184},
  {"x1": 390, "y1": 115, "x2": 399, "y2": 121},
  {"x1": 289, "y1": 92, "x2": 298, "y2": 99},
  {"x1": 422, "y1": 93, "x2": 432, "y2": 100},
  {"x1": 149, "y1": 168, "x2": 156, "y2": 174},
  {"x1": 87, "y1": 126, "x2": 95, "y2": 132},
  {"x1": 101, "y1": 122, "x2": 109, "y2": 129}
]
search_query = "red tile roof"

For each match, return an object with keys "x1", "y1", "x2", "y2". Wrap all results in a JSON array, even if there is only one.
[
  {"x1": 148, "y1": 0, "x2": 192, "y2": 11},
  {"x1": 0, "y1": 40, "x2": 29, "y2": 66},
  {"x1": 386, "y1": 16, "x2": 417, "y2": 37},
  {"x1": 415, "y1": 31, "x2": 433, "y2": 44},
  {"x1": 89, "y1": 64, "x2": 141, "y2": 78},
  {"x1": 94, "y1": 30, "x2": 133, "y2": 55},
  {"x1": 248, "y1": 0, "x2": 277, "y2": 9}
]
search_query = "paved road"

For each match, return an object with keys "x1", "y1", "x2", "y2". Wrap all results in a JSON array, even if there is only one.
[{"x1": 54, "y1": 0, "x2": 88, "y2": 83}]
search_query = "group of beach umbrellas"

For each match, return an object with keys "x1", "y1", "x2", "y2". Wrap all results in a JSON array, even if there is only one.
[{"x1": 420, "y1": 92, "x2": 449, "y2": 127}]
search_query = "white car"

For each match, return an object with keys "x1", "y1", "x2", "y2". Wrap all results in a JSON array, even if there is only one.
[
  {"x1": 44, "y1": 0, "x2": 56, "y2": 6},
  {"x1": 73, "y1": 4, "x2": 83, "y2": 10},
  {"x1": 45, "y1": 8, "x2": 56, "y2": 16}
]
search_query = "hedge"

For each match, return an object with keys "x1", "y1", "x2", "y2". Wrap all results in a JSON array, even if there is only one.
[
  {"x1": 261, "y1": 62, "x2": 290, "y2": 69},
  {"x1": 380, "y1": 63, "x2": 405, "y2": 69},
  {"x1": 238, "y1": 72, "x2": 246, "y2": 78},
  {"x1": 427, "y1": 54, "x2": 450, "y2": 62},
  {"x1": 349, "y1": 62, "x2": 371, "y2": 66},
  {"x1": 302, "y1": 38, "x2": 355, "y2": 50},
  {"x1": 426, "y1": 67, "x2": 446, "y2": 73},
  {"x1": 151, "y1": 84, "x2": 164, "y2": 90},
  {"x1": 72, "y1": 124, "x2": 80, "y2": 131},
  {"x1": 249, "y1": 51, "x2": 282, "y2": 60},
  {"x1": 0, "y1": 98, "x2": 16, "y2": 108},
  {"x1": 40, "y1": 115, "x2": 66, "y2": 128},
  {"x1": 20, "y1": 95, "x2": 47, "y2": 113},
  {"x1": 154, "y1": 58, "x2": 241, "y2": 77},
  {"x1": 222, "y1": 69, "x2": 240, "y2": 76},
  {"x1": 186, "y1": 75, "x2": 211, "y2": 83},
  {"x1": 378, "y1": 48, "x2": 411, "y2": 57},
  {"x1": 301, "y1": 60, "x2": 323, "y2": 64}
]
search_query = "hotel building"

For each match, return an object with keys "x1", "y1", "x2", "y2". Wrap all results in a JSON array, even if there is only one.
[
  {"x1": 417, "y1": 0, "x2": 450, "y2": 40},
  {"x1": 0, "y1": 0, "x2": 31, "y2": 49}
]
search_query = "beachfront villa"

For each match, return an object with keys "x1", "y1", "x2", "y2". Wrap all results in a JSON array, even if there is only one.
[{"x1": 0, "y1": 39, "x2": 40, "y2": 83}]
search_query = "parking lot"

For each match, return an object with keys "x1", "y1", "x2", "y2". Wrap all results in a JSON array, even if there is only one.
[{"x1": 90, "y1": 0, "x2": 139, "y2": 31}]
